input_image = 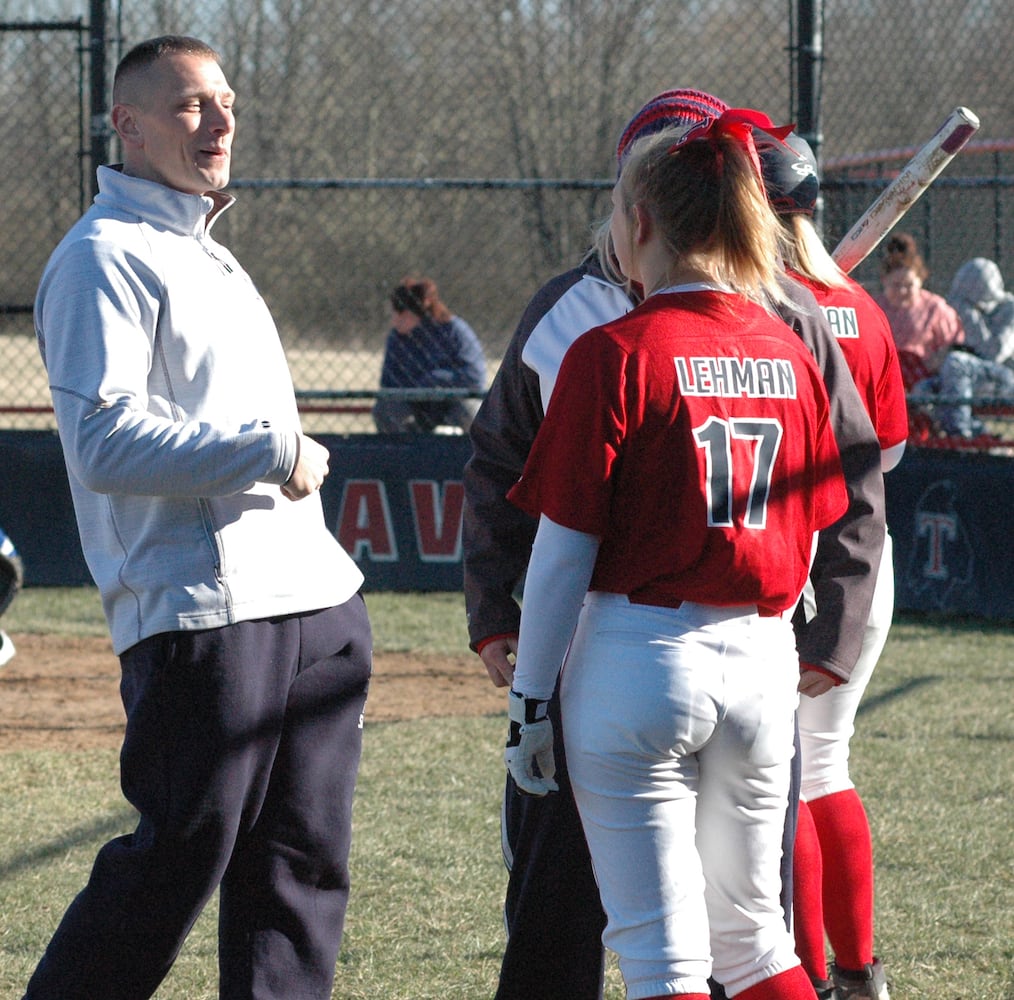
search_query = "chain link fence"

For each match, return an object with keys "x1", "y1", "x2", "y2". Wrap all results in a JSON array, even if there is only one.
[
  {"x1": 0, "y1": 17, "x2": 87, "y2": 427},
  {"x1": 2, "y1": 0, "x2": 1013, "y2": 439}
]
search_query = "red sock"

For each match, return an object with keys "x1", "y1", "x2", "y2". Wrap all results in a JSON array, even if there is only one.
[
  {"x1": 734, "y1": 966, "x2": 815, "y2": 1000},
  {"x1": 808, "y1": 788, "x2": 874, "y2": 970},
  {"x1": 792, "y1": 799, "x2": 828, "y2": 980}
]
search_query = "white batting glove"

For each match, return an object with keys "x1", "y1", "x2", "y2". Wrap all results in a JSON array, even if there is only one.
[{"x1": 504, "y1": 689, "x2": 558, "y2": 796}]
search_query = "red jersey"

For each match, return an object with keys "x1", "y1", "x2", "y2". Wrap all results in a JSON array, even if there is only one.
[
  {"x1": 792, "y1": 271, "x2": 909, "y2": 450},
  {"x1": 508, "y1": 289, "x2": 848, "y2": 614}
]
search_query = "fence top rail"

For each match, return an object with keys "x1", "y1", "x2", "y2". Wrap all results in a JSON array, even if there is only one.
[
  {"x1": 296, "y1": 388, "x2": 484, "y2": 400},
  {"x1": 824, "y1": 137, "x2": 1014, "y2": 171},
  {"x1": 821, "y1": 175, "x2": 1014, "y2": 190},
  {"x1": 229, "y1": 177, "x2": 613, "y2": 191},
  {"x1": 229, "y1": 174, "x2": 1014, "y2": 192},
  {"x1": 0, "y1": 19, "x2": 83, "y2": 31}
]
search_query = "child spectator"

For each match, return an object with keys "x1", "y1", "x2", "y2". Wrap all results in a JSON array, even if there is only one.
[
  {"x1": 947, "y1": 257, "x2": 1014, "y2": 367},
  {"x1": 876, "y1": 235, "x2": 1014, "y2": 439}
]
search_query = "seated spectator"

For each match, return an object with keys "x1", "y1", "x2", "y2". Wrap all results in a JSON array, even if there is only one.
[
  {"x1": 0, "y1": 525, "x2": 22, "y2": 667},
  {"x1": 874, "y1": 233, "x2": 963, "y2": 378},
  {"x1": 875, "y1": 234, "x2": 1014, "y2": 439},
  {"x1": 947, "y1": 257, "x2": 1014, "y2": 368},
  {"x1": 374, "y1": 275, "x2": 487, "y2": 433}
]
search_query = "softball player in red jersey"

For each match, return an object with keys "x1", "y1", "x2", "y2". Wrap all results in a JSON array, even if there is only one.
[
  {"x1": 757, "y1": 129, "x2": 908, "y2": 1000},
  {"x1": 504, "y1": 112, "x2": 849, "y2": 1000}
]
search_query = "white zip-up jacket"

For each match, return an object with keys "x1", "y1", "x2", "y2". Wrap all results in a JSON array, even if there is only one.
[{"x1": 35, "y1": 166, "x2": 363, "y2": 654}]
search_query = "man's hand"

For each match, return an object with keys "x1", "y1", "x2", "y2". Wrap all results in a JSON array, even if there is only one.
[
  {"x1": 798, "y1": 665, "x2": 839, "y2": 698},
  {"x1": 504, "y1": 690, "x2": 558, "y2": 796},
  {"x1": 282, "y1": 434, "x2": 330, "y2": 501},
  {"x1": 479, "y1": 636, "x2": 517, "y2": 688}
]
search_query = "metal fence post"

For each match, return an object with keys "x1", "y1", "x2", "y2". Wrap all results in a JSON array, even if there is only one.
[
  {"x1": 792, "y1": 0, "x2": 824, "y2": 229},
  {"x1": 89, "y1": 0, "x2": 109, "y2": 203}
]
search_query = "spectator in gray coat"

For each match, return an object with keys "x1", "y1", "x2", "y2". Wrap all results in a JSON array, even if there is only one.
[{"x1": 947, "y1": 257, "x2": 1014, "y2": 368}]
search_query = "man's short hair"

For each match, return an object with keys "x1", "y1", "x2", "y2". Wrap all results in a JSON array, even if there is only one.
[{"x1": 113, "y1": 35, "x2": 221, "y2": 103}]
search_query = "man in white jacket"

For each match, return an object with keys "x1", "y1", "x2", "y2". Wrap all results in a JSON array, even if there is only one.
[{"x1": 27, "y1": 35, "x2": 371, "y2": 1000}]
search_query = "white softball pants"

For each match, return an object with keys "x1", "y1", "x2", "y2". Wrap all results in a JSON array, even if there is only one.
[
  {"x1": 797, "y1": 533, "x2": 894, "y2": 802},
  {"x1": 560, "y1": 593, "x2": 803, "y2": 999}
]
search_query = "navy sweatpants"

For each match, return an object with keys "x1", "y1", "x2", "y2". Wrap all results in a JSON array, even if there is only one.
[
  {"x1": 496, "y1": 683, "x2": 607, "y2": 1000},
  {"x1": 495, "y1": 681, "x2": 800, "y2": 1000},
  {"x1": 23, "y1": 596, "x2": 372, "y2": 1000}
]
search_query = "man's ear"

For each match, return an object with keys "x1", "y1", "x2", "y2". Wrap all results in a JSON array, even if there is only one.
[{"x1": 111, "y1": 104, "x2": 143, "y2": 147}]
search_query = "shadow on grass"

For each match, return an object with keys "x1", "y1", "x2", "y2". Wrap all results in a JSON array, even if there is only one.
[
  {"x1": 893, "y1": 611, "x2": 1014, "y2": 636},
  {"x1": 0, "y1": 808, "x2": 136, "y2": 883},
  {"x1": 857, "y1": 673, "x2": 941, "y2": 716}
]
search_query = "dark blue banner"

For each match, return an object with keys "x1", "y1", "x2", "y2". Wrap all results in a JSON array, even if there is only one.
[
  {"x1": 317, "y1": 433, "x2": 471, "y2": 590},
  {"x1": 0, "y1": 431, "x2": 471, "y2": 591},
  {"x1": 885, "y1": 447, "x2": 1014, "y2": 619},
  {"x1": 3, "y1": 430, "x2": 1013, "y2": 622},
  {"x1": 0, "y1": 431, "x2": 91, "y2": 586}
]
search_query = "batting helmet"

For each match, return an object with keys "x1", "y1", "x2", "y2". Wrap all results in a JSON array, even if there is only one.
[{"x1": 756, "y1": 129, "x2": 819, "y2": 216}]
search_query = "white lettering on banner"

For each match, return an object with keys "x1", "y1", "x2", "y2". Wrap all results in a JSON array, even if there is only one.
[
  {"x1": 904, "y1": 479, "x2": 974, "y2": 611},
  {"x1": 409, "y1": 480, "x2": 465, "y2": 562},
  {"x1": 917, "y1": 511, "x2": 958, "y2": 580},
  {"x1": 335, "y1": 478, "x2": 465, "y2": 562},
  {"x1": 674, "y1": 356, "x2": 797, "y2": 398},
  {"x1": 337, "y1": 480, "x2": 399, "y2": 561},
  {"x1": 820, "y1": 305, "x2": 860, "y2": 339}
]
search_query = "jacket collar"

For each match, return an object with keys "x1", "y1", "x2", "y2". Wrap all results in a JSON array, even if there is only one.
[{"x1": 94, "y1": 164, "x2": 235, "y2": 236}]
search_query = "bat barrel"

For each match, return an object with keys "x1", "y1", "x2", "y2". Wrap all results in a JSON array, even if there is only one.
[
  {"x1": 940, "y1": 107, "x2": 980, "y2": 154},
  {"x1": 831, "y1": 107, "x2": 981, "y2": 273}
]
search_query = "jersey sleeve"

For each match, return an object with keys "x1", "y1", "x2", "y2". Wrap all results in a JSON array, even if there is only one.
[
  {"x1": 507, "y1": 330, "x2": 623, "y2": 536},
  {"x1": 461, "y1": 265, "x2": 624, "y2": 650},
  {"x1": 808, "y1": 371, "x2": 851, "y2": 533},
  {"x1": 846, "y1": 280, "x2": 909, "y2": 451},
  {"x1": 777, "y1": 276, "x2": 886, "y2": 681},
  {"x1": 461, "y1": 308, "x2": 547, "y2": 648},
  {"x1": 875, "y1": 339, "x2": 910, "y2": 451}
]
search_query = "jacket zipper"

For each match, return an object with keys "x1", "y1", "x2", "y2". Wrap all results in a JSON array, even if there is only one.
[{"x1": 201, "y1": 241, "x2": 234, "y2": 274}]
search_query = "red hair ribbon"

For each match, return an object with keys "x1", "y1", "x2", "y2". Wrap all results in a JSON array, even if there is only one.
[{"x1": 668, "y1": 107, "x2": 795, "y2": 181}]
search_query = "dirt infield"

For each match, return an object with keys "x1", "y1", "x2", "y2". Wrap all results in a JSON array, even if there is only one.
[{"x1": 0, "y1": 634, "x2": 505, "y2": 752}]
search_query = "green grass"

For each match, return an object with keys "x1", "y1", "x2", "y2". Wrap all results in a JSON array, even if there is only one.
[
  {"x1": 1, "y1": 591, "x2": 1012, "y2": 998},
  {"x1": 4, "y1": 585, "x2": 109, "y2": 638},
  {"x1": 0, "y1": 719, "x2": 508, "y2": 1000},
  {"x1": 4, "y1": 585, "x2": 474, "y2": 654}
]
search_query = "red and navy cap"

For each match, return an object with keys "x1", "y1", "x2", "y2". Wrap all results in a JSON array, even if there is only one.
[
  {"x1": 615, "y1": 88, "x2": 729, "y2": 171},
  {"x1": 755, "y1": 129, "x2": 819, "y2": 215}
]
